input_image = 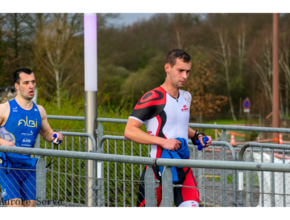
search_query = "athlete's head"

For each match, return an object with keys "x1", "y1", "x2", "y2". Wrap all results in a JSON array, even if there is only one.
[
  {"x1": 165, "y1": 49, "x2": 191, "y2": 68},
  {"x1": 164, "y1": 49, "x2": 191, "y2": 89},
  {"x1": 14, "y1": 68, "x2": 36, "y2": 101}
]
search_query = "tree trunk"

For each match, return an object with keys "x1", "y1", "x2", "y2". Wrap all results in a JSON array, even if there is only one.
[
  {"x1": 217, "y1": 29, "x2": 237, "y2": 121},
  {"x1": 176, "y1": 30, "x2": 182, "y2": 49},
  {"x1": 286, "y1": 78, "x2": 289, "y2": 118},
  {"x1": 55, "y1": 69, "x2": 60, "y2": 109},
  {"x1": 14, "y1": 13, "x2": 18, "y2": 64},
  {"x1": 225, "y1": 63, "x2": 237, "y2": 121}
]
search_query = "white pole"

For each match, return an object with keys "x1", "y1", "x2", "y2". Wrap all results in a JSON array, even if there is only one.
[{"x1": 84, "y1": 13, "x2": 97, "y2": 207}]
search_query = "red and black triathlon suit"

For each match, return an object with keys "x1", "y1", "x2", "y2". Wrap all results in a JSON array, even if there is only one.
[{"x1": 129, "y1": 86, "x2": 200, "y2": 207}]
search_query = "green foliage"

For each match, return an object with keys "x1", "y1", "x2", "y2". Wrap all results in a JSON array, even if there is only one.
[
  {"x1": 120, "y1": 53, "x2": 166, "y2": 105},
  {"x1": 37, "y1": 92, "x2": 85, "y2": 131},
  {"x1": 98, "y1": 64, "x2": 131, "y2": 107}
]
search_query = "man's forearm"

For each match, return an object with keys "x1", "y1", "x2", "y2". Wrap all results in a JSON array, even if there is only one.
[
  {"x1": 188, "y1": 127, "x2": 198, "y2": 138},
  {"x1": 0, "y1": 138, "x2": 6, "y2": 145},
  {"x1": 125, "y1": 127, "x2": 165, "y2": 146},
  {"x1": 42, "y1": 130, "x2": 53, "y2": 142}
]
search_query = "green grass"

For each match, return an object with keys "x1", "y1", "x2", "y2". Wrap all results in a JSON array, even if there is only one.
[{"x1": 206, "y1": 174, "x2": 259, "y2": 186}]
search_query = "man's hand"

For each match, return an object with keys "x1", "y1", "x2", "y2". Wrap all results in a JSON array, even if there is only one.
[
  {"x1": 0, "y1": 139, "x2": 15, "y2": 147},
  {"x1": 52, "y1": 132, "x2": 63, "y2": 144},
  {"x1": 198, "y1": 135, "x2": 212, "y2": 147},
  {"x1": 161, "y1": 139, "x2": 181, "y2": 151}
]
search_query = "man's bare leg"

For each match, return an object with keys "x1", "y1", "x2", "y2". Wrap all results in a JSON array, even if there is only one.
[
  {"x1": 23, "y1": 200, "x2": 36, "y2": 207},
  {"x1": 5, "y1": 198, "x2": 23, "y2": 207}
]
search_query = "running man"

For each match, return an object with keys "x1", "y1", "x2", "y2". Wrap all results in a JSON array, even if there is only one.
[
  {"x1": 0, "y1": 68, "x2": 63, "y2": 207},
  {"x1": 124, "y1": 49, "x2": 212, "y2": 207}
]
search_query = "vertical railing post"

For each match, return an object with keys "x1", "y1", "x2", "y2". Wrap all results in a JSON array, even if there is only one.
[
  {"x1": 36, "y1": 157, "x2": 46, "y2": 207},
  {"x1": 144, "y1": 165, "x2": 156, "y2": 207},
  {"x1": 221, "y1": 145, "x2": 227, "y2": 207},
  {"x1": 246, "y1": 151, "x2": 251, "y2": 206},
  {"x1": 270, "y1": 148, "x2": 275, "y2": 207},
  {"x1": 160, "y1": 166, "x2": 173, "y2": 207},
  {"x1": 35, "y1": 134, "x2": 40, "y2": 149},
  {"x1": 218, "y1": 129, "x2": 227, "y2": 142},
  {"x1": 197, "y1": 149, "x2": 203, "y2": 204},
  {"x1": 218, "y1": 130, "x2": 227, "y2": 207},
  {"x1": 220, "y1": 129, "x2": 226, "y2": 207},
  {"x1": 95, "y1": 122, "x2": 103, "y2": 207}
]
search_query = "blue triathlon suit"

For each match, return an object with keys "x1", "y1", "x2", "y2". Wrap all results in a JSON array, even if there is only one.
[{"x1": 0, "y1": 99, "x2": 41, "y2": 202}]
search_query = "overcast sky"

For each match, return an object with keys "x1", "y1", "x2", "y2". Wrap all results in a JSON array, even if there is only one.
[{"x1": 106, "y1": 13, "x2": 156, "y2": 27}]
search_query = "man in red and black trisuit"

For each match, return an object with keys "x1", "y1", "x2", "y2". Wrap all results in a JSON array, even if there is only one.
[{"x1": 124, "y1": 49, "x2": 213, "y2": 207}]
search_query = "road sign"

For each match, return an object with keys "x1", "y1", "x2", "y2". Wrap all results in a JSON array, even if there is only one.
[{"x1": 243, "y1": 98, "x2": 250, "y2": 113}]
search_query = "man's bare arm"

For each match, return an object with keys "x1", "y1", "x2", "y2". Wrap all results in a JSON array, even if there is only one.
[
  {"x1": 124, "y1": 118, "x2": 181, "y2": 151},
  {"x1": 38, "y1": 105, "x2": 63, "y2": 142},
  {"x1": 0, "y1": 103, "x2": 15, "y2": 146}
]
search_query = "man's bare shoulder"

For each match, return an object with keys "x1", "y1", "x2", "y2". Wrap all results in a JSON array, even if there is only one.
[
  {"x1": 0, "y1": 101, "x2": 10, "y2": 113},
  {"x1": 0, "y1": 102, "x2": 10, "y2": 125},
  {"x1": 36, "y1": 105, "x2": 47, "y2": 118}
]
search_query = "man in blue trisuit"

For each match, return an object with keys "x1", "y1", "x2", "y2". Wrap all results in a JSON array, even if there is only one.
[{"x1": 0, "y1": 68, "x2": 63, "y2": 207}]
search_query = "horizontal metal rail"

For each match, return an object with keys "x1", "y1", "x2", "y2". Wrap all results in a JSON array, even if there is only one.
[
  {"x1": 47, "y1": 115, "x2": 85, "y2": 121},
  {"x1": 0, "y1": 145, "x2": 156, "y2": 165},
  {"x1": 47, "y1": 115, "x2": 290, "y2": 133},
  {"x1": 47, "y1": 115, "x2": 127, "y2": 123},
  {"x1": 0, "y1": 145, "x2": 290, "y2": 172},
  {"x1": 188, "y1": 123, "x2": 290, "y2": 133},
  {"x1": 59, "y1": 131, "x2": 97, "y2": 151},
  {"x1": 239, "y1": 142, "x2": 290, "y2": 160},
  {"x1": 99, "y1": 135, "x2": 237, "y2": 160}
]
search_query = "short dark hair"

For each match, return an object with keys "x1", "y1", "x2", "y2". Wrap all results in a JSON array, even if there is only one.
[
  {"x1": 14, "y1": 68, "x2": 33, "y2": 84},
  {"x1": 165, "y1": 49, "x2": 191, "y2": 67}
]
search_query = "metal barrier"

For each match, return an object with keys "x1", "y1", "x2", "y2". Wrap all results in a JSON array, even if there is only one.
[
  {"x1": 188, "y1": 140, "x2": 238, "y2": 207},
  {"x1": 1, "y1": 145, "x2": 290, "y2": 207},
  {"x1": 35, "y1": 131, "x2": 97, "y2": 206},
  {"x1": 237, "y1": 142, "x2": 290, "y2": 207},
  {"x1": 96, "y1": 135, "x2": 290, "y2": 207},
  {"x1": 43, "y1": 115, "x2": 290, "y2": 207},
  {"x1": 97, "y1": 135, "x2": 238, "y2": 207}
]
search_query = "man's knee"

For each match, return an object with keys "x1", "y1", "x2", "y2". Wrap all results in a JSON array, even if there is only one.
[
  {"x1": 178, "y1": 200, "x2": 199, "y2": 207},
  {"x1": 23, "y1": 200, "x2": 36, "y2": 207},
  {"x1": 5, "y1": 198, "x2": 23, "y2": 207}
]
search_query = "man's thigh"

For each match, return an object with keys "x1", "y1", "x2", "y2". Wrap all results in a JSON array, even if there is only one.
[
  {"x1": 174, "y1": 168, "x2": 200, "y2": 207},
  {"x1": 23, "y1": 200, "x2": 36, "y2": 207},
  {"x1": 0, "y1": 169, "x2": 22, "y2": 203},
  {"x1": 5, "y1": 198, "x2": 23, "y2": 207},
  {"x1": 19, "y1": 170, "x2": 36, "y2": 202}
]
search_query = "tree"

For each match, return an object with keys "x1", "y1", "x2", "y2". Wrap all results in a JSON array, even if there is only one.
[
  {"x1": 279, "y1": 24, "x2": 290, "y2": 118},
  {"x1": 184, "y1": 48, "x2": 228, "y2": 119},
  {"x1": 33, "y1": 13, "x2": 83, "y2": 109},
  {"x1": 213, "y1": 27, "x2": 237, "y2": 121},
  {"x1": 253, "y1": 34, "x2": 273, "y2": 113},
  {"x1": 235, "y1": 22, "x2": 248, "y2": 116}
]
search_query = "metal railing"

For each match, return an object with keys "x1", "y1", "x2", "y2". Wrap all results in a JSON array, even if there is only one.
[
  {"x1": 236, "y1": 142, "x2": 290, "y2": 207},
  {"x1": 97, "y1": 135, "x2": 239, "y2": 207},
  {"x1": 41, "y1": 115, "x2": 290, "y2": 207},
  {"x1": 34, "y1": 131, "x2": 97, "y2": 206},
  {"x1": 1, "y1": 145, "x2": 290, "y2": 207}
]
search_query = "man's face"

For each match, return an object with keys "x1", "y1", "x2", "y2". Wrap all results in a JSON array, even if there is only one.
[
  {"x1": 15, "y1": 72, "x2": 36, "y2": 100},
  {"x1": 165, "y1": 58, "x2": 191, "y2": 89}
]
